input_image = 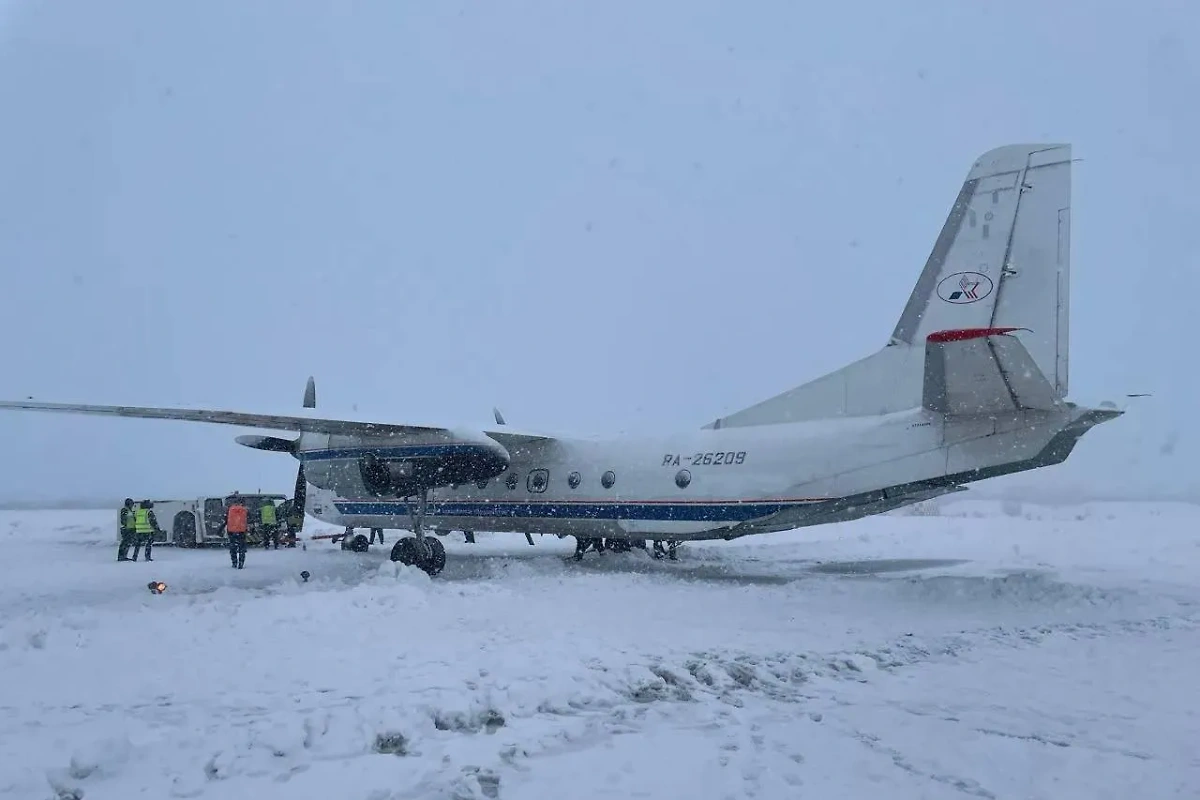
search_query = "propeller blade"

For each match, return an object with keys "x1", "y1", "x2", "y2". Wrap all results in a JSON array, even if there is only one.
[
  {"x1": 290, "y1": 376, "x2": 314, "y2": 533},
  {"x1": 303, "y1": 376, "x2": 316, "y2": 409},
  {"x1": 293, "y1": 462, "x2": 307, "y2": 530}
]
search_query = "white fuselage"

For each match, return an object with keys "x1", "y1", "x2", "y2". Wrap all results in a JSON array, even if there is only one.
[{"x1": 300, "y1": 403, "x2": 1095, "y2": 542}]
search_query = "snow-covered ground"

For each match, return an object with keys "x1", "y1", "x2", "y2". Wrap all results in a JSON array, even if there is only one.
[{"x1": 1, "y1": 500, "x2": 1197, "y2": 800}]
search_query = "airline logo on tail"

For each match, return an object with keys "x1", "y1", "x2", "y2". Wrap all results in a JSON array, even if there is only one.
[{"x1": 937, "y1": 271, "x2": 994, "y2": 304}]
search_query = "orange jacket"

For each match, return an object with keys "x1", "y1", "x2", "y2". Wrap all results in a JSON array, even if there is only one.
[{"x1": 226, "y1": 504, "x2": 248, "y2": 534}]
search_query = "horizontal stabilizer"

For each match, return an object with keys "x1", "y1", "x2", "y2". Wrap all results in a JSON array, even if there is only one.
[{"x1": 923, "y1": 328, "x2": 1062, "y2": 415}]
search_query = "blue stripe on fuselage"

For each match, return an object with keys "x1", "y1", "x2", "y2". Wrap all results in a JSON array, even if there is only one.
[{"x1": 332, "y1": 499, "x2": 818, "y2": 522}]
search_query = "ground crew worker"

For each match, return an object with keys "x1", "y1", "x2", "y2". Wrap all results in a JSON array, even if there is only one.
[
  {"x1": 277, "y1": 498, "x2": 295, "y2": 547},
  {"x1": 369, "y1": 527, "x2": 385, "y2": 544},
  {"x1": 131, "y1": 500, "x2": 158, "y2": 562},
  {"x1": 118, "y1": 498, "x2": 137, "y2": 561},
  {"x1": 285, "y1": 501, "x2": 304, "y2": 544},
  {"x1": 260, "y1": 501, "x2": 280, "y2": 549},
  {"x1": 277, "y1": 498, "x2": 293, "y2": 545},
  {"x1": 282, "y1": 499, "x2": 303, "y2": 547},
  {"x1": 226, "y1": 495, "x2": 248, "y2": 569}
]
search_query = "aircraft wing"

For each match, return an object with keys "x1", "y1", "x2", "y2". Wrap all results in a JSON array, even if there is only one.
[{"x1": 0, "y1": 399, "x2": 554, "y2": 442}]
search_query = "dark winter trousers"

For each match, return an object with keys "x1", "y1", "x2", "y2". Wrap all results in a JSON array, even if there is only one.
[
  {"x1": 132, "y1": 533, "x2": 153, "y2": 561},
  {"x1": 262, "y1": 524, "x2": 279, "y2": 549},
  {"x1": 229, "y1": 533, "x2": 247, "y2": 568},
  {"x1": 118, "y1": 531, "x2": 135, "y2": 561},
  {"x1": 369, "y1": 528, "x2": 385, "y2": 544}
]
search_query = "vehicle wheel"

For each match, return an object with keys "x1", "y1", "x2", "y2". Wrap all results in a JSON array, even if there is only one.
[
  {"x1": 350, "y1": 534, "x2": 370, "y2": 553},
  {"x1": 607, "y1": 538, "x2": 632, "y2": 554}
]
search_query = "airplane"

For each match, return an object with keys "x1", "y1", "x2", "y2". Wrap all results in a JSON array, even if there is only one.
[{"x1": 0, "y1": 143, "x2": 1124, "y2": 577}]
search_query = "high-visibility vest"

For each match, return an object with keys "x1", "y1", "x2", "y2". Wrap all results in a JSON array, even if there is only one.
[
  {"x1": 134, "y1": 508, "x2": 153, "y2": 534},
  {"x1": 260, "y1": 503, "x2": 277, "y2": 525},
  {"x1": 120, "y1": 507, "x2": 136, "y2": 532},
  {"x1": 226, "y1": 504, "x2": 248, "y2": 534}
]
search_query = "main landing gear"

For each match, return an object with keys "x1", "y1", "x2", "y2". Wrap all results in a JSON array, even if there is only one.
[
  {"x1": 652, "y1": 540, "x2": 679, "y2": 561},
  {"x1": 388, "y1": 489, "x2": 446, "y2": 576},
  {"x1": 573, "y1": 537, "x2": 679, "y2": 561}
]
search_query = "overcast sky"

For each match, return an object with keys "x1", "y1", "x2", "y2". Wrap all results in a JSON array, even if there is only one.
[{"x1": 0, "y1": 1, "x2": 1196, "y2": 504}]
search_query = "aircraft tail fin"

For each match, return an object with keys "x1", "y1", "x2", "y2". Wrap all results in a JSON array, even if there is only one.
[
  {"x1": 891, "y1": 143, "x2": 1071, "y2": 396},
  {"x1": 706, "y1": 143, "x2": 1072, "y2": 429},
  {"x1": 922, "y1": 328, "x2": 1061, "y2": 415}
]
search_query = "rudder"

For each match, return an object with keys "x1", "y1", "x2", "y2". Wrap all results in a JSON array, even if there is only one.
[{"x1": 922, "y1": 327, "x2": 1062, "y2": 416}]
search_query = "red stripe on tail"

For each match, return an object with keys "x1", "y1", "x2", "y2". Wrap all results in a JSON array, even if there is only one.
[{"x1": 926, "y1": 327, "x2": 1022, "y2": 343}]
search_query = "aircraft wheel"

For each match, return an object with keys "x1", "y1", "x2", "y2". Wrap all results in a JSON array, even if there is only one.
[
  {"x1": 349, "y1": 534, "x2": 370, "y2": 553},
  {"x1": 423, "y1": 537, "x2": 446, "y2": 576},
  {"x1": 390, "y1": 537, "x2": 445, "y2": 576},
  {"x1": 391, "y1": 538, "x2": 419, "y2": 566},
  {"x1": 607, "y1": 539, "x2": 632, "y2": 554}
]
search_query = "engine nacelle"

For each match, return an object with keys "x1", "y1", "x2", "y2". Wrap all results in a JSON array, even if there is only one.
[
  {"x1": 297, "y1": 430, "x2": 511, "y2": 498},
  {"x1": 358, "y1": 442, "x2": 509, "y2": 497}
]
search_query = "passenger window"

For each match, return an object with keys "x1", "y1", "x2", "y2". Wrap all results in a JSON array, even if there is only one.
[{"x1": 527, "y1": 469, "x2": 549, "y2": 493}]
